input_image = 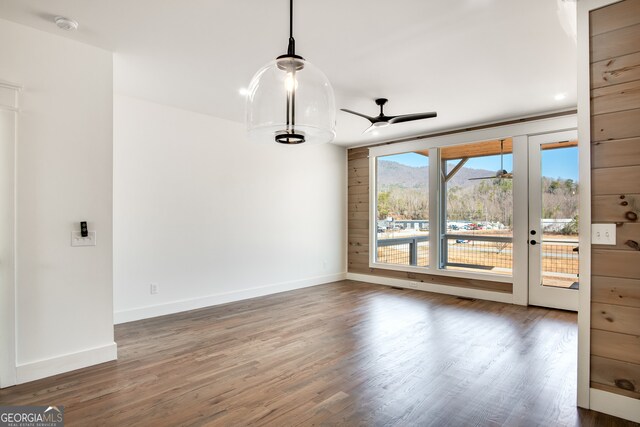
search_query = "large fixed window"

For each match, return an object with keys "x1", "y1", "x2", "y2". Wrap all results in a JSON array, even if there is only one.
[
  {"x1": 371, "y1": 139, "x2": 515, "y2": 280},
  {"x1": 440, "y1": 140, "x2": 513, "y2": 275},
  {"x1": 375, "y1": 151, "x2": 429, "y2": 267}
]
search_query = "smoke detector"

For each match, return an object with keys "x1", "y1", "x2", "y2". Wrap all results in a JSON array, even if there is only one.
[{"x1": 54, "y1": 16, "x2": 78, "y2": 31}]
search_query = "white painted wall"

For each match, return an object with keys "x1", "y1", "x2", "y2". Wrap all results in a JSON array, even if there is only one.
[
  {"x1": 113, "y1": 95, "x2": 346, "y2": 323},
  {"x1": 0, "y1": 96, "x2": 18, "y2": 387},
  {"x1": 0, "y1": 19, "x2": 116, "y2": 384}
]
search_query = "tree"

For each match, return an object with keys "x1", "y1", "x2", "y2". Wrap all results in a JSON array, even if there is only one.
[
  {"x1": 561, "y1": 215, "x2": 579, "y2": 235},
  {"x1": 377, "y1": 191, "x2": 390, "y2": 219}
]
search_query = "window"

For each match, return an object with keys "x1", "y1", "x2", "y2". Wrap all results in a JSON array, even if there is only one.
[
  {"x1": 539, "y1": 142, "x2": 579, "y2": 288},
  {"x1": 375, "y1": 151, "x2": 429, "y2": 267},
  {"x1": 370, "y1": 139, "x2": 515, "y2": 280},
  {"x1": 367, "y1": 117, "x2": 578, "y2": 287},
  {"x1": 440, "y1": 140, "x2": 513, "y2": 275}
]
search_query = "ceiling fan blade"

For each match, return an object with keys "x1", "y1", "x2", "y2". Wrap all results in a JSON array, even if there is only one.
[
  {"x1": 362, "y1": 125, "x2": 376, "y2": 135},
  {"x1": 469, "y1": 172, "x2": 513, "y2": 181},
  {"x1": 340, "y1": 109, "x2": 376, "y2": 123},
  {"x1": 388, "y1": 112, "x2": 437, "y2": 124},
  {"x1": 468, "y1": 176, "x2": 497, "y2": 181}
]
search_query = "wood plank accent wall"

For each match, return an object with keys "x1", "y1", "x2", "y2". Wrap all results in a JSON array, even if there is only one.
[
  {"x1": 347, "y1": 147, "x2": 512, "y2": 294},
  {"x1": 589, "y1": 0, "x2": 640, "y2": 400}
]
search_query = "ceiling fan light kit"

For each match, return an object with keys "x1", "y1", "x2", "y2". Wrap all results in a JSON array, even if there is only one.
[
  {"x1": 245, "y1": 0, "x2": 336, "y2": 145},
  {"x1": 341, "y1": 98, "x2": 437, "y2": 134}
]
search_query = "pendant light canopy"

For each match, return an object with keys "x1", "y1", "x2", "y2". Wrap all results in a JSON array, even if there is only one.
[{"x1": 245, "y1": 0, "x2": 336, "y2": 145}]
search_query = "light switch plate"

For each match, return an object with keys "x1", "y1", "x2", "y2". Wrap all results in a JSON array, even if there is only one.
[
  {"x1": 591, "y1": 223, "x2": 616, "y2": 245},
  {"x1": 71, "y1": 230, "x2": 96, "y2": 247}
]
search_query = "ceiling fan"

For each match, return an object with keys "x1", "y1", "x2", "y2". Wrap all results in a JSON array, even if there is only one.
[
  {"x1": 341, "y1": 98, "x2": 437, "y2": 133},
  {"x1": 468, "y1": 139, "x2": 513, "y2": 180}
]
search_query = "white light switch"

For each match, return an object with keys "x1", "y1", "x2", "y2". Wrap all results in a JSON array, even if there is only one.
[
  {"x1": 71, "y1": 231, "x2": 96, "y2": 247},
  {"x1": 591, "y1": 224, "x2": 616, "y2": 245}
]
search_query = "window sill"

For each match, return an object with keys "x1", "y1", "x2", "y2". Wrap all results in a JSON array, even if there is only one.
[{"x1": 368, "y1": 262, "x2": 513, "y2": 284}]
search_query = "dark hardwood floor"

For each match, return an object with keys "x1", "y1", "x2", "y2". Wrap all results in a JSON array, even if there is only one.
[{"x1": 1, "y1": 280, "x2": 637, "y2": 426}]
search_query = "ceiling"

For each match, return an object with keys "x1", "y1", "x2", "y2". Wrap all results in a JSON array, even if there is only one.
[{"x1": 0, "y1": 0, "x2": 577, "y2": 147}]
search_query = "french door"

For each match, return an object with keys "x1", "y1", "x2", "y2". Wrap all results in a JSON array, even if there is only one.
[{"x1": 528, "y1": 130, "x2": 579, "y2": 311}]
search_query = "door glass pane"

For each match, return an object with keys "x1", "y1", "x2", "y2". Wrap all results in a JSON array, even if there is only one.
[
  {"x1": 540, "y1": 141, "x2": 579, "y2": 289},
  {"x1": 375, "y1": 151, "x2": 429, "y2": 267},
  {"x1": 441, "y1": 139, "x2": 513, "y2": 276}
]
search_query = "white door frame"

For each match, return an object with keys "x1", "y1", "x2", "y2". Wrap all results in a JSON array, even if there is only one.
[
  {"x1": 0, "y1": 80, "x2": 20, "y2": 388},
  {"x1": 527, "y1": 130, "x2": 579, "y2": 311}
]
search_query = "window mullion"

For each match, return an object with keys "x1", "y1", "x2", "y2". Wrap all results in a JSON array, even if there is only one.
[{"x1": 429, "y1": 148, "x2": 440, "y2": 270}]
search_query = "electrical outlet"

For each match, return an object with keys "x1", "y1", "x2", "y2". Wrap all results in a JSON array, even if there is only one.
[
  {"x1": 71, "y1": 231, "x2": 96, "y2": 247},
  {"x1": 150, "y1": 283, "x2": 159, "y2": 295},
  {"x1": 592, "y1": 223, "x2": 616, "y2": 245}
]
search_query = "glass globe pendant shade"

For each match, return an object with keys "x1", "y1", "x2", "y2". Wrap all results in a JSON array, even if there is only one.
[{"x1": 246, "y1": 56, "x2": 336, "y2": 145}]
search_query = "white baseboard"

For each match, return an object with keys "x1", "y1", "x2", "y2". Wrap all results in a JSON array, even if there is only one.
[
  {"x1": 346, "y1": 272, "x2": 514, "y2": 304},
  {"x1": 16, "y1": 342, "x2": 117, "y2": 385},
  {"x1": 590, "y1": 388, "x2": 640, "y2": 423},
  {"x1": 114, "y1": 272, "x2": 347, "y2": 324}
]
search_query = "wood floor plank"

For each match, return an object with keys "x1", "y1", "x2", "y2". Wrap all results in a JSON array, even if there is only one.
[{"x1": 0, "y1": 281, "x2": 636, "y2": 426}]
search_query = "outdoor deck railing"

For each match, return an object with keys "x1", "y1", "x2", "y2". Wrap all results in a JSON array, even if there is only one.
[
  {"x1": 377, "y1": 235, "x2": 429, "y2": 266},
  {"x1": 442, "y1": 234, "x2": 513, "y2": 271},
  {"x1": 377, "y1": 234, "x2": 579, "y2": 279}
]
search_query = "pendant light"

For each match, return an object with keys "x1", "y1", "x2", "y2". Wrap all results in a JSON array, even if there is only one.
[{"x1": 245, "y1": 0, "x2": 336, "y2": 145}]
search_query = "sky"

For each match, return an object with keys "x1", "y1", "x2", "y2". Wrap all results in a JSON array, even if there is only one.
[{"x1": 383, "y1": 146, "x2": 579, "y2": 181}]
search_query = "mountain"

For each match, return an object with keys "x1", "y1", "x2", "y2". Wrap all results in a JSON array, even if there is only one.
[{"x1": 377, "y1": 160, "x2": 495, "y2": 190}]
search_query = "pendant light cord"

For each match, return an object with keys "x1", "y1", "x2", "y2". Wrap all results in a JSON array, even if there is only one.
[{"x1": 287, "y1": 0, "x2": 296, "y2": 56}]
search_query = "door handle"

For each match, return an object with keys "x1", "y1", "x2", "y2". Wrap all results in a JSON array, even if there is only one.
[{"x1": 530, "y1": 240, "x2": 537, "y2": 245}]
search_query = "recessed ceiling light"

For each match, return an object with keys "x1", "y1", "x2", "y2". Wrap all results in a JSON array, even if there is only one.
[
  {"x1": 554, "y1": 93, "x2": 567, "y2": 101},
  {"x1": 238, "y1": 88, "x2": 249, "y2": 97},
  {"x1": 54, "y1": 16, "x2": 78, "y2": 31}
]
